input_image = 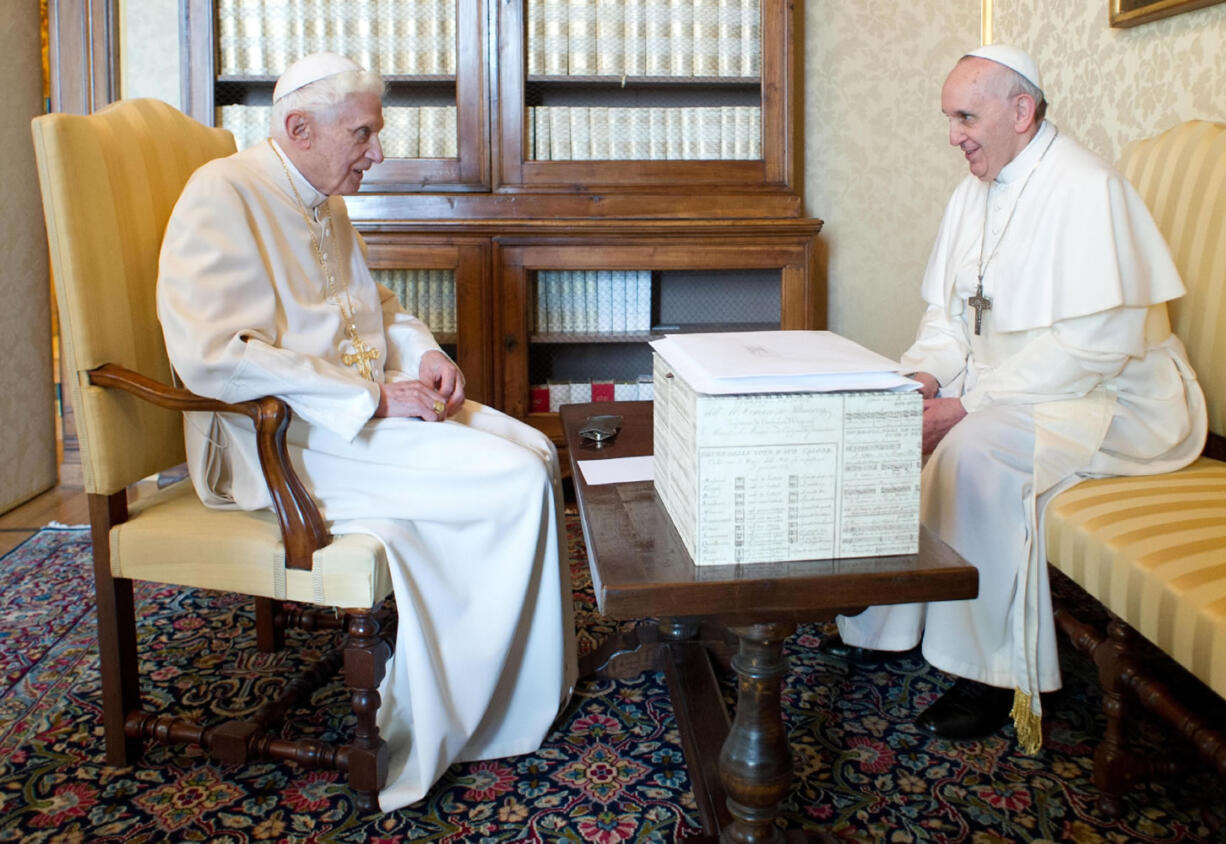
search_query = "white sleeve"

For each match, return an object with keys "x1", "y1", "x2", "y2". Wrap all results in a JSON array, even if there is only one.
[
  {"x1": 959, "y1": 307, "x2": 1142, "y2": 412},
  {"x1": 899, "y1": 304, "x2": 971, "y2": 388},
  {"x1": 378, "y1": 282, "x2": 443, "y2": 381},
  {"x1": 157, "y1": 172, "x2": 380, "y2": 441}
]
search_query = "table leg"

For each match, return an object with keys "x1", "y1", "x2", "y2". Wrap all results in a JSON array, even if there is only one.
[{"x1": 719, "y1": 622, "x2": 796, "y2": 844}]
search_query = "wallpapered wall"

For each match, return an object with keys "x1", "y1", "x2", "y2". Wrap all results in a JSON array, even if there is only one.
[
  {"x1": 802, "y1": 1, "x2": 980, "y2": 360},
  {"x1": 2, "y1": 1, "x2": 56, "y2": 512},
  {"x1": 994, "y1": 0, "x2": 1226, "y2": 164},
  {"x1": 804, "y1": 0, "x2": 1226, "y2": 360}
]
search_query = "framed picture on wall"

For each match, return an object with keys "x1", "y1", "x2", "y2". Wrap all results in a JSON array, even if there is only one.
[{"x1": 1110, "y1": 0, "x2": 1226, "y2": 27}]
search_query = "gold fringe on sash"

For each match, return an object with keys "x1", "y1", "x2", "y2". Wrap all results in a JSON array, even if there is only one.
[{"x1": 1010, "y1": 689, "x2": 1042, "y2": 754}]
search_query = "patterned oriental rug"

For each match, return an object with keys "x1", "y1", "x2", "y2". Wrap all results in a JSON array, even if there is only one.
[{"x1": 1, "y1": 520, "x2": 1224, "y2": 843}]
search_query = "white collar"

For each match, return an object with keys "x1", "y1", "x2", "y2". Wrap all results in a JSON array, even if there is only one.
[
  {"x1": 268, "y1": 138, "x2": 329, "y2": 211},
  {"x1": 996, "y1": 120, "x2": 1055, "y2": 187}
]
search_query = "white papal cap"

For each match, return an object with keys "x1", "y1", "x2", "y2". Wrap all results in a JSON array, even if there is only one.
[
  {"x1": 963, "y1": 44, "x2": 1043, "y2": 97},
  {"x1": 273, "y1": 52, "x2": 364, "y2": 102}
]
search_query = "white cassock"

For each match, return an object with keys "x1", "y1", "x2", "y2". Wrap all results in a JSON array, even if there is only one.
[
  {"x1": 156, "y1": 139, "x2": 578, "y2": 809},
  {"x1": 838, "y1": 120, "x2": 1207, "y2": 751}
]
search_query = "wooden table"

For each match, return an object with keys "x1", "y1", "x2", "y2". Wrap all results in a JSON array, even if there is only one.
[{"x1": 561, "y1": 401, "x2": 978, "y2": 844}]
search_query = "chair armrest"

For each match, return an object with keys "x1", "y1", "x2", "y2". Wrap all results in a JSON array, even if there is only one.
[{"x1": 87, "y1": 363, "x2": 331, "y2": 570}]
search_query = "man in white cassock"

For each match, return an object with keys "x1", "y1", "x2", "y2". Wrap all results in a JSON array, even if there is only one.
[
  {"x1": 156, "y1": 52, "x2": 578, "y2": 810},
  {"x1": 832, "y1": 45, "x2": 1207, "y2": 751}
]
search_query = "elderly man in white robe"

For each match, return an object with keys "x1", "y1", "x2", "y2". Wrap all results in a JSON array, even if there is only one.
[
  {"x1": 156, "y1": 52, "x2": 578, "y2": 810},
  {"x1": 828, "y1": 45, "x2": 1206, "y2": 751}
]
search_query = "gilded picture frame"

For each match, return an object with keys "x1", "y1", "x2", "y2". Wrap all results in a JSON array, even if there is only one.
[{"x1": 1110, "y1": 0, "x2": 1226, "y2": 27}]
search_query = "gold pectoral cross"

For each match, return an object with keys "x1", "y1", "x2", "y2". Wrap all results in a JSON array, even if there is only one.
[
  {"x1": 341, "y1": 323, "x2": 380, "y2": 381},
  {"x1": 968, "y1": 281, "x2": 992, "y2": 336}
]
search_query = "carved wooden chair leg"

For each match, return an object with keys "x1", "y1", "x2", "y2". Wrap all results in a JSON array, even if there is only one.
[
  {"x1": 1092, "y1": 619, "x2": 1146, "y2": 816},
  {"x1": 344, "y1": 608, "x2": 392, "y2": 812},
  {"x1": 89, "y1": 493, "x2": 144, "y2": 766},
  {"x1": 255, "y1": 597, "x2": 284, "y2": 653}
]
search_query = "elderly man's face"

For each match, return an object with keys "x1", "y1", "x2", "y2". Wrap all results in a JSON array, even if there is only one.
[
  {"x1": 941, "y1": 58, "x2": 1030, "y2": 182},
  {"x1": 303, "y1": 91, "x2": 385, "y2": 195}
]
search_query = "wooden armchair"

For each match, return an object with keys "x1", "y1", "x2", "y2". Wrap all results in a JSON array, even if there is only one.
[{"x1": 31, "y1": 98, "x2": 394, "y2": 810}]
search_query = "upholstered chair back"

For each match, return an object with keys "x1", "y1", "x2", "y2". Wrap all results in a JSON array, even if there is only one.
[
  {"x1": 32, "y1": 99, "x2": 236, "y2": 495},
  {"x1": 1118, "y1": 120, "x2": 1226, "y2": 439}
]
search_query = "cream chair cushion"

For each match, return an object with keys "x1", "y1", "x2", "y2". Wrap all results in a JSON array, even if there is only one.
[
  {"x1": 1045, "y1": 458, "x2": 1226, "y2": 697},
  {"x1": 113, "y1": 481, "x2": 393, "y2": 608}
]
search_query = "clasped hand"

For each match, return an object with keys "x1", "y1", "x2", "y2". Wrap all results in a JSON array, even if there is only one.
[
  {"x1": 911, "y1": 371, "x2": 966, "y2": 454},
  {"x1": 375, "y1": 349, "x2": 466, "y2": 421}
]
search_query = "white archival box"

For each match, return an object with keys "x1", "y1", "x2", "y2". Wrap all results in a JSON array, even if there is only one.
[{"x1": 650, "y1": 331, "x2": 922, "y2": 565}]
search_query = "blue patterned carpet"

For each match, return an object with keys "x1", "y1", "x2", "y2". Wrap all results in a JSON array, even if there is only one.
[{"x1": 1, "y1": 522, "x2": 1224, "y2": 842}]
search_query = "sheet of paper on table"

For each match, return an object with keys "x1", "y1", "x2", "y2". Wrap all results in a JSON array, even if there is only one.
[{"x1": 577, "y1": 455, "x2": 654, "y2": 485}]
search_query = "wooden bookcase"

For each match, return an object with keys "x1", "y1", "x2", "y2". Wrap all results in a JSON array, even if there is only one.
[{"x1": 181, "y1": 0, "x2": 823, "y2": 445}]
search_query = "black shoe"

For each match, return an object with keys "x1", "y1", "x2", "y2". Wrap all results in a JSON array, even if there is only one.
[
  {"x1": 816, "y1": 633, "x2": 886, "y2": 666},
  {"x1": 915, "y1": 678, "x2": 1013, "y2": 739}
]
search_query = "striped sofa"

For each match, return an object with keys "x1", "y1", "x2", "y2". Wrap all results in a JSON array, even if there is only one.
[{"x1": 1045, "y1": 120, "x2": 1226, "y2": 816}]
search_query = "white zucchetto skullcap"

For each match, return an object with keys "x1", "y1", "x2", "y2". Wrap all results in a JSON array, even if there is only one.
[
  {"x1": 964, "y1": 44, "x2": 1043, "y2": 97},
  {"x1": 273, "y1": 52, "x2": 364, "y2": 102}
]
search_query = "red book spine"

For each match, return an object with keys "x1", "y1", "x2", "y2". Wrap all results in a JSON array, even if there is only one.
[
  {"x1": 590, "y1": 380, "x2": 615, "y2": 402},
  {"x1": 530, "y1": 384, "x2": 550, "y2": 414}
]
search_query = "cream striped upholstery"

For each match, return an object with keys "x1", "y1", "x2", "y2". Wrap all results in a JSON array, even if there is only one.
[
  {"x1": 1045, "y1": 120, "x2": 1226, "y2": 698},
  {"x1": 1119, "y1": 120, "x2": 1226, "y2": 437}
]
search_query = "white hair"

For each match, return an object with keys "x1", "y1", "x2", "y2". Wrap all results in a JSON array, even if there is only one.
[{"x1": 270, "y1": 69, "x2": 385, "y2": 137}]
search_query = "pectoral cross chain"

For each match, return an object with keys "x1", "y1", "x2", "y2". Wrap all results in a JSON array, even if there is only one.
[
  {"x1": 341, "y1": 323, "x2": 380, "y2": 380},
  {"x1": 968, "y1": 281, "x2": 992, "y2": 336}
]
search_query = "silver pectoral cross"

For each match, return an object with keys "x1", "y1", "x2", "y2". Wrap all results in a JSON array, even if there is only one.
[{"x1": 968, "y1": 281, "x2": 992, "y2": 335}]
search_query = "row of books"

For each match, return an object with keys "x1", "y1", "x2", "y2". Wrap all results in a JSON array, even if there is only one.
[
  {"x1": 536, "y1": 270, "x2": 653, "y2": 334},
  {"x1": 526, "y1": 0, "x2": 761, "y2": 78},
  {"x1": 372, "y1": 269, "x2": 457, "y2": 333},
  {"x1": 531, "y1": 377, "x2": 655, "y2": 413},
  {"x1": 218, "y1": 0, "x2": 457, "y2": 77},
  {"x1": 527, "y1": 105, "x2": 760, "y2": 161},
  {"x1": 217, "y1": 105, "x2": 458, "y2": 158}
]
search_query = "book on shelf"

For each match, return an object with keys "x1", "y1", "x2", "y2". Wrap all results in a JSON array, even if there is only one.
[
  {"x1": 741, "y1": 0, "x2": 761, "y2": 77},
  {"x1": 567, "y1": 0, "x2": 596, "y2": 75},
  {"x1": 559, "y1": 272, "x2": 576, "y2": 332},
  {"x1": 591, "y1": 380, "x2": 616, "y2": 402},
  {"x1": 589, "y1": 106, "x2": 611, "y2": 160},
  {"x1": 526, "y1": 0, "x2": 546, "y2": 75},
  {"x1": 613, "y1": 380, "x2": 638, "y2": 401},
  {"x1": 622, "y1": 0, "x2": 646, "y2": 76},
  {"x1": 643, "y1": 3, "x2": 670, "y2": 76},
  {"x1": 530, "y1": 383, "x2": 550, "y2": 413},
  {"x1": 693, "y1": 0, "x2": 721, "y2": 76},
  {"x1": 542, "y1": 271, "x2": 562, "y2": 332},
  {"x1": 543, "y1": 0, "x2": 568, "y2": 76},
  {"x1": 595, "y1": 0, "x2": 624, "y2": 77},
  {"x1": 633, "y1": 270, "x2": 652, "y2": 331},
  {"x1": 381, "y1": 106, "x2": 420, "y2": 158},
  {"x1": 418, "y1": 106, "x2": 458, "y2": 158},
  {"x1": 568, "y1": 107, "x2": 591, "y2": 161},
  {"x1": 549, "y1": 107, "x2": 572, "y2": 160},
  {"x1": 583, "y1": 271, "x2": 600, "y2": 332},
  {"x1": 609, "y1": 269, "x2": 629, "y2": 332},
  {"x1": 668, "y1": 0, "x2": 694, "y2": 77}
]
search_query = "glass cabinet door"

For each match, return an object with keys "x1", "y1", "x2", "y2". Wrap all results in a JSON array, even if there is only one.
[{"x1": 497, "y1": 0, "x2": 792, "y2": 191}]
